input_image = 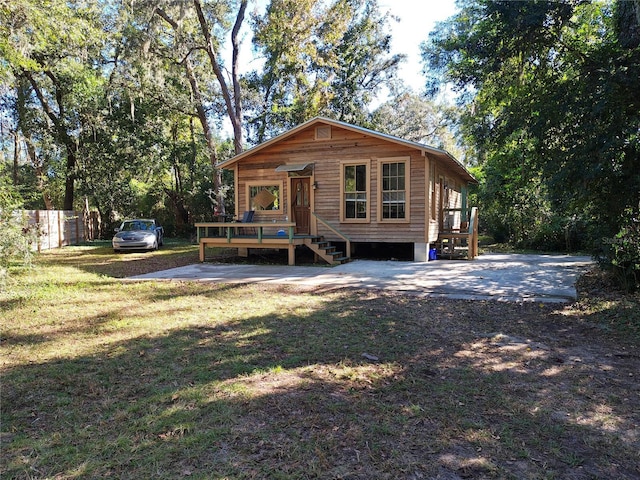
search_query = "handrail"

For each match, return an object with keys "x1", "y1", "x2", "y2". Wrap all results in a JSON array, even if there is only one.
[
  {"x1": 442, "y1": 207, "x2": 473, "y2": 219},
  {"x1": 311, "y1": 212, "x2": 351, "y2": 259},
  {"x1": 469, "y1": 207, "x2": 478, "y2": 259}
]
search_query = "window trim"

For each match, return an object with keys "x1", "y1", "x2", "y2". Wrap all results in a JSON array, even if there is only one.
[
  {"x1": 377, "y1": 156, "x2": 410, "y2": 223},
  {"x1": 340, "y1": 159, "x2": 370, "y2": 223},
  {"x1": 430, "y1": 160, "x2": 437, "y2": 221},
  {"x1": 246, "y1": 181, "x2": 284, "y2": 215}
]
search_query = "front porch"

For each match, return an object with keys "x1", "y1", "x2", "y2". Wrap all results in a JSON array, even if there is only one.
[{"x1": 195, "y1": 221, "x2": 349, "y2": 266}]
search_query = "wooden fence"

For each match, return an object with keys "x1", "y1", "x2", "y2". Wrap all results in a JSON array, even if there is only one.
[{"x1": 24, "y1": 210, "x2": 98, "y2": 252}]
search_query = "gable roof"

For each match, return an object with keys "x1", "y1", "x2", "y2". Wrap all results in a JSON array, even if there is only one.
[{"x1": 219, "y1": 117, "x2": 477, "y2": 183}]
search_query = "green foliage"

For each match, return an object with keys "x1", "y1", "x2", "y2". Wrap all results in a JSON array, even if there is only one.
[
  {"x1": 247, "y1": 0, "x2": 403, "y2": 141},
  {"x1": 423, "y1": 0, "x2": 640, "y2": 252},
  {"x1": 326, "y1": 0, "x2": 404, "y2": 125},
  {"x1": 0, "y1": 180, "x2": 37, "y2": 284},
  {"x1": 370, "y1": 92, "x2": 467, "y2": 159},
  {"x1": 3, "y1": 0, "x2": 242, "y2": 235},
  {"x1": 2, "y1": 0, "x2": 111, "y2": 210},
  {"x1": 598, "y1": 206, "x2": 640, "y2": 292},
  {"x1": 3, "y1": 0, "x2": 413, "y2": 234}
]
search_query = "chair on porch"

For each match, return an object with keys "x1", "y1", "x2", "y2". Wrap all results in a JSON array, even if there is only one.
[{"x1": 236, "y1": 210, "x2": 255, "y2": 235}]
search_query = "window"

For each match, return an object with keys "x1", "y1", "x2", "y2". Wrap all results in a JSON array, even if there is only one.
[
  {"x1": 378, "y1": 157, "x2": 410, "y2": 222},
  {"x1": 247, "y1": 182, "x2": 282, "y2": 213},
  {"x1": 341, "y1": 161, "x2": 369, "y2": 222}
]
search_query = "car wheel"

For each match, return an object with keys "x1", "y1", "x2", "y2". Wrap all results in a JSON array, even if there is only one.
[
  {"x1": 114, "y1": 249, "x2": 120, "y2": 253},
  {"x1": 151, "y1": 241, "x2": 158, "y2": 251}
]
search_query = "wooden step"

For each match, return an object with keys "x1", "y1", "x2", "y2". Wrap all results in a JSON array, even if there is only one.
[{"x1": 304, "y1": 237, "x2": 350, "y2": 265}]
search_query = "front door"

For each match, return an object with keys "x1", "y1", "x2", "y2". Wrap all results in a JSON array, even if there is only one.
[{"x1": 291, "y1": 177, "x2": 311, "y2": 235}]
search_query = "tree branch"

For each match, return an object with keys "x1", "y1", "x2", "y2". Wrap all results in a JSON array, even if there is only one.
[
  {"x1": 231, "y1": 0, "x2": 248, "y2": 143},
  {"x1": 193, "y1": 0, "x2": 243, "y2": 153}
]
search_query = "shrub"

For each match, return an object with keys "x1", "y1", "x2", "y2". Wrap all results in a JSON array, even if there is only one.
[
  {"x1": 597, "y1": 206, "x2": 640, "y2": 293},
  {"x1": 0, "y1": 182, "x2": 37, "y2": 284}
]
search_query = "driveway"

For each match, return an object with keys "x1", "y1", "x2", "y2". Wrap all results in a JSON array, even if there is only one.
[{"x1": 128, "y1": 253, "x2": 593, "y2": 303}]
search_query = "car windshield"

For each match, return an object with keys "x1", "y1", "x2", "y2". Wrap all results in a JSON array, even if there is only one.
[{"x1": 121, "y1": 220, "x2": 154, "y2": 231}]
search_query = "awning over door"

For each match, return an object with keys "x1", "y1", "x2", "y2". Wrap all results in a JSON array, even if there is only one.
[{"x1": 275, "y1": 163, "x2": 313, "y2": 172}]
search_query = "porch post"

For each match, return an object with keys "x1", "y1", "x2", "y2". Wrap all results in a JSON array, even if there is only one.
[{"x1": 461, "y1": 186, "x2": 468, "y2": 218}]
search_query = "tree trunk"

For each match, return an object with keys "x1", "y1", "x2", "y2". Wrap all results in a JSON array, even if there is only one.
[
  {"x1": 25, "y1": 71, "x2": 77, "y2": 210},
  {"x1": 184, "y1": 59, "x2": 225, "y2": 216},
  {"x1": 193, "y1": 0, "x2": 246, "y2": 154},
  {"x1": 164, "y1": 187, "x2": 190, "y2": 233},
  {"x1": 62, "y1": 143, "x2": 76, "y2": 211},
  {"x1": 12, "y1": 131, "x2": 19, "y2": 186},
  {"x1": 155, "y1": 6, "x2": 229, "y2": 216},
  {"x1": 24, "y1": 135, "x2": 54, "y2": 209}
]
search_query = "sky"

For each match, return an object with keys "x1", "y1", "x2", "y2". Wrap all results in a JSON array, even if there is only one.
[{"x1": 379, "y1": 0, "x2": 459, "y2": 93}]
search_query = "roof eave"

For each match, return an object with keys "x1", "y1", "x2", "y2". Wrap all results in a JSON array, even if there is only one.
[{"x1": 218, "y1": 117, "x2": 477, "y2": 183}]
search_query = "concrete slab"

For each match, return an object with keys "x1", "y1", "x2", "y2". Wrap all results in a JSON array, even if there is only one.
[{"x1": 127, "y1": 253, "x2": 593, "y2": 303}]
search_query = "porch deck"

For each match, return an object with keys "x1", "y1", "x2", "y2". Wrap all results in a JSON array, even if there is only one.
[
  {"x1": 196, "y1": 222, "x2": 306, "y2": 265},
  {"x1": 195, "y1": 222, "x2": 342, "y2": 265}
]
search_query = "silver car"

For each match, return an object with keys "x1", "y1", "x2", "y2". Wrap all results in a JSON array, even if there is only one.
[{"x1": 112, "y1": 219, "x2": 164, "y2": 252}]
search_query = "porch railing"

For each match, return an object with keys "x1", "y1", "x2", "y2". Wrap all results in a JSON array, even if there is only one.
[
  {"x1": 195, "y1": 221, "x2": 297, "y2": 244},
  {"x1": 312, "y1": 212, "x2": 351, "y2": 259}
]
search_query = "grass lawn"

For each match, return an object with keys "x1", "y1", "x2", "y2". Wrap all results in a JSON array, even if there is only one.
[{"x1": 1, "y1": 241, "x2": 639, "y2": 479}]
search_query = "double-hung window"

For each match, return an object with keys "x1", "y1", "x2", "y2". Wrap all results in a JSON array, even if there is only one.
[
  {"x1": 341, "y1": 161, "x2": 369, "y2": 222},
  {"x1": 378, "y1": 157, "x2": 410, "y2": 222}
]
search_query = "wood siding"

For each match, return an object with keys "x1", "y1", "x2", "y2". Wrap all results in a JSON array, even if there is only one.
[{"x1": 232, "y1": 124, "x2": 468, "y2": 245}]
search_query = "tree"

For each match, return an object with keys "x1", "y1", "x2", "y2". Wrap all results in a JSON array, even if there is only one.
[
  {"x1": 0, "y1": 178, "x2": 37, "y2": 284},
  {"x1": 193, "y1": 0, "x2": 247, "y2": 155},
  {"x1": 247, "y1": 0, "x2": 404, "y2": 141},
  {"x1": 1, "y1": 0, "x2": 414, "y2": 232},
  {"x1": 246, "y1": 0, "x2": 323, "y2": 141},
  {"x1": 326, "y1": 0, "x2": 404, "y2": 125},
  {"x1": 423, "y1": 0, "x2": 640, "y2": 249},
  {"x1": 134, "y1": 0, "x2": 248, "y2": 215},
  {"x1": 1, "y1": 0, "x2": 110, "y2": 210},
  {"x1": 370, "y1": 91, "x2": 465, "y2": 159}
]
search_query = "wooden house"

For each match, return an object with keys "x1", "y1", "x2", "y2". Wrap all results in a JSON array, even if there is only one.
[{"x1": 196, "y1": 117, "x2": 478, "y2": 265}]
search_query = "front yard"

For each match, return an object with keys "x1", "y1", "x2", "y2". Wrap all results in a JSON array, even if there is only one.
[{"x1": 1, "y1": 243, "x2": 638, "y2": 479}]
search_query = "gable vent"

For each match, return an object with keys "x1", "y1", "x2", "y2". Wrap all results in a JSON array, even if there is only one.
[{"x1": 315, "y1": 125, "x2": 331, "y2": 140}]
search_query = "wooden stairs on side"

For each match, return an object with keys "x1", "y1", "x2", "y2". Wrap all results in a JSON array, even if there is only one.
[
  {"x1": 307, "y1": 212, "x2": 352, "y2": 265},
  {"x1": 304, "y1": 236, "x2": 350, "y2": 265},
  {"x1": 436, "y1": 206, "x2": 479, "y2": 260}
]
